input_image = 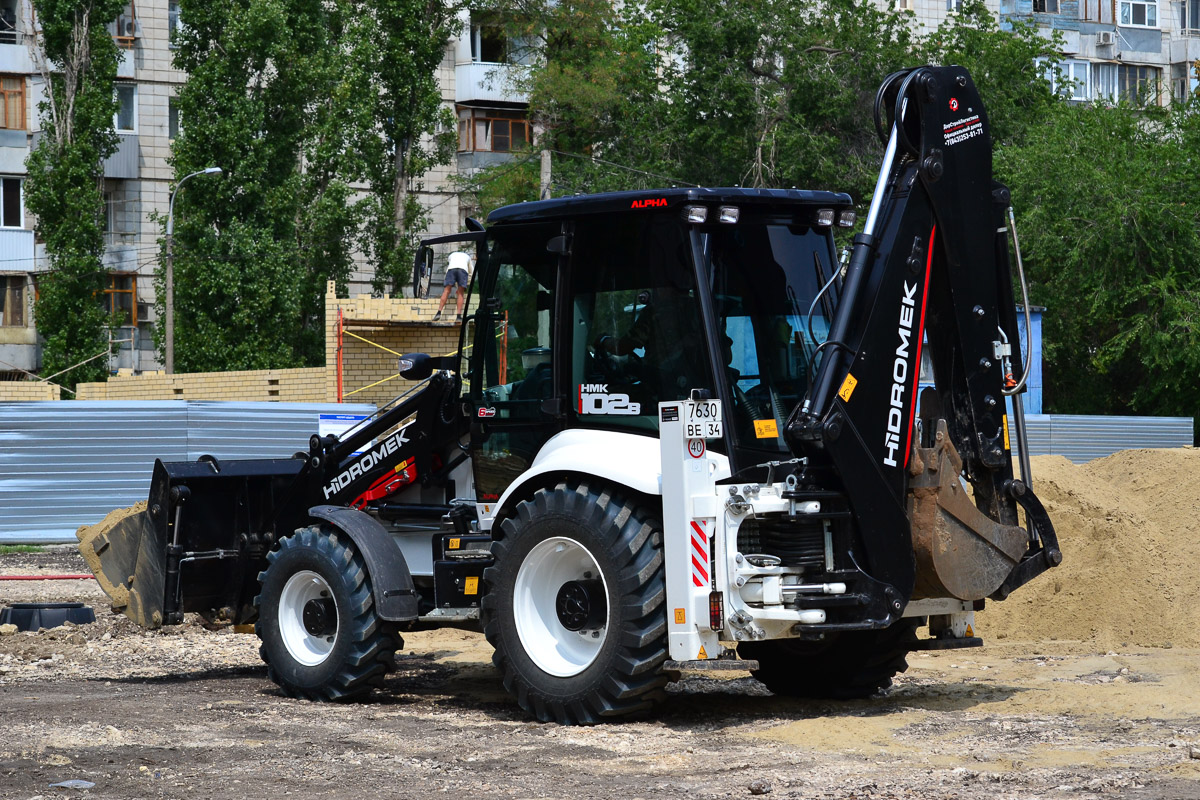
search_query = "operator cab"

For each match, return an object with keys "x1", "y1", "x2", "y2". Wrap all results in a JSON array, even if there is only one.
[{"x1": 435, "y1": 188, "x2": 854, "y2": 495}]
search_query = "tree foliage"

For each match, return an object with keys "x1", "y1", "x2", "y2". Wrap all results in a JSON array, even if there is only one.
[
  {"x1": 165, "y1": 0, "x2": 458, "y2": 372},
  {"x1": 998, "y1": 101, "x2": 1200, "y2": 420},
  {"x1": 652, "y1": 0, "x2": 917, "y2": 199},
  {"x1": 27, "y1": 0, "x2": 123, "y2": 391},
  {"x1": 353, "y1": 0, "x2": 459, "y2": 297},
  {"x1": 166, "y1": 0, "x2": 320, "y2": 372}
]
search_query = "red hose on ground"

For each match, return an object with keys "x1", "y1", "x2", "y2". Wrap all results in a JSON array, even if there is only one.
[{"x1": 0, "y1": 574, "x2": 95, "y2": 581}]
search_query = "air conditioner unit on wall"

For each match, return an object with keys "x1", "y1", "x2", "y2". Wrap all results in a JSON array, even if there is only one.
[{"x1": 1097, "y1": 30, "x2": 1117, "y2": 46}]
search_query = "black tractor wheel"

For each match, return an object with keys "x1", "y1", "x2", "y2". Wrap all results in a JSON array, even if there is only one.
[
  {"x1": 739, "y1": 618, "x2": 920, "y2": 700},
  {"x1": 255, "y1": 525, "x2": 402, "y2": 701},
  {"x1": 481, "y1": 481, "x2": 669, "y2": 724}
]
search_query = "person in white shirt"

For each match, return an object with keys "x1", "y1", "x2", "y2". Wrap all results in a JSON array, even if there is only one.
[{"x1": 434, "y1": 250, "x2": 473, "y2": 322}]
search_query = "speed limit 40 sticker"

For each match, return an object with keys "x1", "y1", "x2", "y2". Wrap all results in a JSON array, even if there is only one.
[{"x1": 688, "y1": 439, "x2": 705, "y2": 458}]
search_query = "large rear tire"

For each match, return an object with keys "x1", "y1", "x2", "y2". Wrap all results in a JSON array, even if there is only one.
[
  {"x1": 739, "y1": 618, "x2": 919, "y2": 700},
  {"x1": 481, "y1": 481, "x2": 669, "y2": 724},
  {"x1": 255, "y1": 525, "x2": 401, "y2": 701}
]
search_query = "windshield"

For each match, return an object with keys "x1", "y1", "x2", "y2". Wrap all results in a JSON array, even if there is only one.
[{"x1": 696, "y1": 222, "x2": 839, "y2": 457}]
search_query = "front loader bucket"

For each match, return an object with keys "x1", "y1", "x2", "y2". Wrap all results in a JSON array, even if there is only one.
[
  {"x1": 77, "y1": 502, "x2": 167, "y2": 628},
  {"x1": 78, "y1": 456, "x2": 308, "y2": 628}
]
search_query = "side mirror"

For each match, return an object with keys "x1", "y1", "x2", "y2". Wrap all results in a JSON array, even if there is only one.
[
  {"x1": 412, "y1": 246, "x2": 434, "y2": 298},
  {"x1": 398, "y1": 352, "x2": 434, "y2": 381}
]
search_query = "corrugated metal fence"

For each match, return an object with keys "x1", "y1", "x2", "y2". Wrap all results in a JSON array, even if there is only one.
[
  {"x1": 1012, "y1": 413, "x2": 1193, "y2": 464},
  {"x1": 0, "y1": 401, "x2": 374, "y2": 544},
  {"x1": 1, "y1": 403, "x2": 1192, "y2": 544}
]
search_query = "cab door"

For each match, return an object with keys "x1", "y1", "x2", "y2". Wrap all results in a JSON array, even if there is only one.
[{"x1": 466, "y1": 222, "x2": 564, "y2": 503}]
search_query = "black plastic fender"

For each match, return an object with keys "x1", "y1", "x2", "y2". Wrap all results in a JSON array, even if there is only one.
[{"x1": 307, "y1": 505, "x2": 419, "y2": 622}]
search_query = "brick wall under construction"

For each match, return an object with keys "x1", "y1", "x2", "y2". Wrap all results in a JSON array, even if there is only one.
[
  {"x1": 327, "y1": 281, "x2": 464, "y2": 408},
  {"x1": 75, "y1": 367, "x2": 331, "y2": 401},
  {"x1": 60, "y1": 282, "x2": 463, "y2": 405},
  {"x1": 0, "y1": 382, "x2": 61, "y2": 401}
]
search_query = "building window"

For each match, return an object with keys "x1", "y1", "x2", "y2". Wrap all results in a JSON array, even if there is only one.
[
  {"x1": 103, "y1": 273, "x2": 137, "y2": 326},
  {"x1": 896, "y1": 0, "x2": 911, "y2": 9},
  {"x1": 0, "y1": 75, "x2": 22, "y2": 130},
  {"x1": 1119, "y1": 0, "x2": 1157, "y2": 25},
  {"x1": 1118, "y1": 64, "x2": 1161, "y2": 103},
  {"x1": 168, "y1": 0, "x2": 180, "y2": 41},
  {"x1": 168, "y1": 97, "x2": 179, "y2": 139},
  {"x1": 0, "y1": 176, "x2": 20, "y2": 227},
  {"x1": 1093, "y1": 62, "x2": 1118, "y2": 101},
  {"x1": 1033, "y1": 0, "x2": 1060, "y2": 11},
  {"x1": 946, "y1": 0, "x2": 964, "y2": 11},
  {"x1": 102, "y1": 180, "x2": 138, "y2": 239},
  {"x1": 114, "y1": 83, "x2": 136, "y2": 132},
  {"x1": 1182, "y1": 0, "x2": 1200, "y2": 31},
  {"x1": 457, "y1": 107, "x2": 529, "y2": 153},
  {"x1": 0, "y1": 274, "x2": 23, "y2": 327},
  {"x1": 1043, "y1": 59, "x2": 1091, "y2": 100},
  {"x1": 0, "y1": 1, "x2": 19, "y2": 45}
]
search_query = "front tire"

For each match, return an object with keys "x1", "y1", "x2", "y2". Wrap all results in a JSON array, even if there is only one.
[
  {"x1": 255, "y1": 525, "x2": 401, "y2": 701},
  {"x1": 739, "y1": 618, "x2": 919, "y2": 699},
  {"x1": 481, "y1": 481, "x2": 668, "y2": 724}
]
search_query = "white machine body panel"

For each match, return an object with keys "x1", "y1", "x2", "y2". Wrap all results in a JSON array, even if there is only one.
[{"x1": 479, "y1": 429, "x2": 666, "y2": 530}]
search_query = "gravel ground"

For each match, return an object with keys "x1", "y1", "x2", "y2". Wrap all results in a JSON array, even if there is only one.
[{"x1": 2, "y1": 548, "x2": 1199, "y2": 800}]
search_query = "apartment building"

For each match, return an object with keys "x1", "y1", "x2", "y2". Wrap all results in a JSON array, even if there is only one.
[
  {"x1": 1002, "y1": 0, "x2": 1192, "y2": 104},
  {"x1": 0, "y1": 0, "x2": 184, "y2": 381}
]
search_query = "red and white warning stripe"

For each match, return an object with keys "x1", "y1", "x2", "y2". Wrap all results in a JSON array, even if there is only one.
[{"x1": 690, "y1": 520, "x2": 709, "y2": 588}]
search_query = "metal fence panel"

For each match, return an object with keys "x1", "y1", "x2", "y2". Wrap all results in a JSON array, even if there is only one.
[
  {"x1": 0, "y1": 401, "x2": 373, "y2": 544},
  {"x1": 186, "y1": 402, "x2": 374, "y2": 461},
  {"x1": 2, "y1": 403, "x2": 1192, "y2": 543},
  {"x1": 1010, "y1": 414, "x2": 1193, "y2": 464}
]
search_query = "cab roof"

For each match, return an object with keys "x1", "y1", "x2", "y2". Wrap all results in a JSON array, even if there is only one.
[{"x1": 486, "y1": 187, "x2": 855, "y2": 225}]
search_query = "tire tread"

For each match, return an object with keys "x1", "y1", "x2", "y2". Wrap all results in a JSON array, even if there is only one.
[{"x1": 254, "y1": 524, "x2": 401, "y2": 702}]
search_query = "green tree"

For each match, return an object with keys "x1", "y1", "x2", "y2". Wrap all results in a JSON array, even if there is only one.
[
  {"x1": 646, "y1": 0, "x2": 918, "y2": 199},
  {"x1": 497, "y1": 0, "x2": 919, "y2": 202},
  {"x1": 354, "y1": 0, "x2": 459, "y2": 296},
  {"x1": 998, "y1": 100, "x2": 1200, "y2": 420},
  {"x1": 165, "y1": 0, "x2": 322, "y2": 372},
  {"x1": 293, "y1": 0, "x2": 376, "y2": 361},
  {"x1": 26, "y1": 0, "x2": 123, "y2": 391}
]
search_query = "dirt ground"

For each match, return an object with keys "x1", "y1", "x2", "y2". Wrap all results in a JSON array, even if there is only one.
[{"x1": 2, "y1": 450, "x2": 1200, "y2": 800}]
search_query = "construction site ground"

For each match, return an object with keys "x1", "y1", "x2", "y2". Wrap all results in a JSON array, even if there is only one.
[{"x1": 3, "y1": 450, "x2": 1200, "y2": 800}]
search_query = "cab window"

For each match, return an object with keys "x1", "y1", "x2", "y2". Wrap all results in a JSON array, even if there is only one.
[{"x1": 569, "y1": 214, "x2": 711, "y2": 432}]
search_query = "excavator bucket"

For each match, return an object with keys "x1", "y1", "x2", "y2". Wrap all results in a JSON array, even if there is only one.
[
  {"x1": 907, "y1": 420, "x2": 1030, "y2": 601},
  {"x1": 77, "y1": 501, "x2": 167, "y2": 628}
]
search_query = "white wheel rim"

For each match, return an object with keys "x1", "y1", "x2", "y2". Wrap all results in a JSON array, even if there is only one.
[
  {"x1": 513, "y1": 536, "x2": 609, "y2": 678},
  {"x1": 278, "y1": 570, "x2": 337, "y2": 667}
]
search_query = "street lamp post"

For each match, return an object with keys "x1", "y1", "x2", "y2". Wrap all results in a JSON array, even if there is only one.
[{"x1": 165, "y1": 166, "x2": 222, "y2": 374}]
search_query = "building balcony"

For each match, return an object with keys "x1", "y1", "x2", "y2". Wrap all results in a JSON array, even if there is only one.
[
  {"x1": 0, "y1": 40, "x2": 31, "y2": 73},
  {"x1": 0, "y1": 227, "x2": 33, "y2": 269},
  {"x1": 117, "y1": 48, "x2": 135, "y2": 79},
  {"x1": 103, "y1": 133, "x2": 139, "y2": 179},
  {"x1": 455, "y1": 61, "x2": 530, "y2": 106},
  {"x1": 1171, "y1": 34, "x2": 1200, "y2": 61}
]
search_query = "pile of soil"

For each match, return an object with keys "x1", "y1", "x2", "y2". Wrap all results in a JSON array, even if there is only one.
[{"x1": 977, "y1": 448, "x2": 1200, "y2": 650}]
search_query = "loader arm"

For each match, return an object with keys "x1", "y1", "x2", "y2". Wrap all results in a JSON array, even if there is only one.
[{"x1": 785, "y1": 65, "x2": 1059, "y2": 611}]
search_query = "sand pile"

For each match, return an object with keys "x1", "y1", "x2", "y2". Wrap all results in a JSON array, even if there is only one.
[{"x1": 976, "y1": 448, "x2": 1200, "y2": 650}]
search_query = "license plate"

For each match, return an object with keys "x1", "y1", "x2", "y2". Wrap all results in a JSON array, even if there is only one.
[{"x1": 685, "y1": 399, "x2": 723, "y2": 439}]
